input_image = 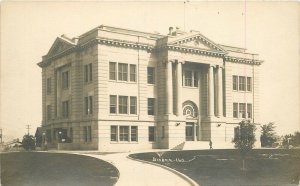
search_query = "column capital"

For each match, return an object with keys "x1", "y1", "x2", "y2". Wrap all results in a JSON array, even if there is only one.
[
  {"x1": 209, "y1": 64, "x2": 216, "y2": 68},
  {"x1": 177, "y1": 60, "x2": 185, "y2": 64}
]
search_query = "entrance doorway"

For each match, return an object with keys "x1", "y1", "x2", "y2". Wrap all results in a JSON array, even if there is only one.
[{"x1": 186, "y1": 122, "x2": 198, "y2": 141}]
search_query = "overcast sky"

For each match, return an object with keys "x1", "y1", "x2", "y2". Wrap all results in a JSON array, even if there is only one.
[{"x1": 1, "y1": 1, "x2": 299, "y2": 141}]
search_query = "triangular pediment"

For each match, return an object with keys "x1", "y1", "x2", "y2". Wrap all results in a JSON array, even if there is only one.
[
  {"x1": 46, "y1": 37, "x2": 75, "y2": 57},
  {"x1": 168, "y1": 32, "x2": 226, "y2": 52}
]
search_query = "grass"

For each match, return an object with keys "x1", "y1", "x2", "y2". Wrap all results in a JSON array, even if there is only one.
[
  {"x1": 0, "y1": 152, "x2": 119, "y2": 186},
  {"x1": 129, "y1": 149, "x2": 300, "y2": 186}
]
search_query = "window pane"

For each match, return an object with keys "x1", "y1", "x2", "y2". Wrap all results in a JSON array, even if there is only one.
[
  {"x1": 110, "y1": 95, "x2": 117, "y2": 114},
  {"x1": 148, "y1": 126, "x2": 155, "y2": 141},
  {"x1": 47, "y1": 78, "x2": 51, "y2": 94},
  {"x1": 247, "y1": 104, "x2": 252, "y2": 118},
  {"x1": 147, "y1": 67, "x2": 155, "y2": 84},
  {"x1": 84, "y1": 65, "x2": 88, "y2": 82},
  {"x1": 247, "y1": 77, "x2": 252, "y2": 91},
  {"x1": 109, "y1": 62, "x2": 116, "y2": 80},
  {"x1": 119, "y1": 96, "x2": 128, "y2": 114},
  {"x1": 239, "y1": 76, "x2": 245, "y2": 91},
  {"x1": 62, "y1": 71, "x2": 69, "y2": 89},
  {"x1": 118, "y1": 63, "x2": 128, "y2": 81},
  {"x1": 89, "y1": 64, "x2": 93, "y2": 82},
  {"x1": 233, "y1": 103, "x2": 238, "y2": 118},
  {"x1": 148, "y1": 98, "x2": 155, "y2": 115},
  {"x1": 239, "y1": 103, "x2": 246, "y2": 118},
  {"x1": 193, "y1": 72, "x2": 198, "y2": 87},
  {"x1": 119, "y1": 126, "x2": 129, "y2": 141},
  {"x1": 111, "y1": 126, "x2": 117, "y2": 141},
  {"x1": 185, "y1": 71, "x2": 192, "y2": 86},
  {"x1": 89, "y1": 96, "x2": 93, "y2": 114},
  {"x1": 131, "y1": 126, "x2": 138, "y2": 141},
  {"x1": 233, "y1": 76, "x2": 238, "y2": 91},
  {"x1": 84, "y1": 97, "x2": 89, "y2": 115},
  {"x1": 130, "y1": 64, "x2": 136, "y2": 82},
  {"x1": 130, "y1": 97, "x2": 137, "y2": 114}
]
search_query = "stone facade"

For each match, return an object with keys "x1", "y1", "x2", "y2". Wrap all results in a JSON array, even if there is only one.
[{"x1": 38, "y1": 25, "x2": 263, "y2": 151}]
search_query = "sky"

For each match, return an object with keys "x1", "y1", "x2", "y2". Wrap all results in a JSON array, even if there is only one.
[{"x1": 0, "y1": 1, "x2": 299, "y2": 141}]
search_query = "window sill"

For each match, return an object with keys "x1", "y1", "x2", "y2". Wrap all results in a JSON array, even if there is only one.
[
  {"x1": 109, "y1": 80, "x2": 137, "y2": 84},
  {"x1": 110, "y1": 141, "x2": 139, "y2": 144},
  {"x1": 183, "y1": 86, "x2": 198, "y2": 89}
]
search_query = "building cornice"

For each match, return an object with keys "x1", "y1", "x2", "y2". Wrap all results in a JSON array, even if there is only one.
[
  {"x1": 155, "y1": 44, "x2": 226, "y2": 57},
  {"x1": 224, "y1": 56, "x2": 263, "y2": 65}
]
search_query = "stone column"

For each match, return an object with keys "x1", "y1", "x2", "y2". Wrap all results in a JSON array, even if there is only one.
[
  {"x1": 208, "y1": 65, "x2": 215, "y2": 117},
  {"x1": 217, "y1": 66, "x2": 223, "y2": 117},
  {"x1": 166, "y1": 60, "x2": 173, "y2": 115},
  {"x1": 176, "y1": 61, "x2": 183, "y2": 116}
]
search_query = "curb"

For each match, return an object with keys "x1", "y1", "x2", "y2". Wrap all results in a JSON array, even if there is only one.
[{"x1": 127, "y1": 155, "x2": 200, "y2": 186}]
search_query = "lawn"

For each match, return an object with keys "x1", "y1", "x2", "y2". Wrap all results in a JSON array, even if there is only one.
[
  {"x1": 0, "y1": 152, "x2": 119, "y2": 186},
  {"x1": 129, "y1": 149, "x2": 300, "y2": 186}
]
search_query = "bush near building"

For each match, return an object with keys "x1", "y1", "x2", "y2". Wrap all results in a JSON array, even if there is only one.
[{"x1": 22, "y1": 135, "x2": 35, "y2": 151}]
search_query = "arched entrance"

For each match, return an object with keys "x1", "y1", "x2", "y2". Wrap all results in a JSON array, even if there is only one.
[{"x1": 182, "y1": 101, "x2": 199, "y2": 141}]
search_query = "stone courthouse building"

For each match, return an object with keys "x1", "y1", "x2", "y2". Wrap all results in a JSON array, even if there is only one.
[{"x1": 38, "y1": 25, "x2": 263, "y2": 151}]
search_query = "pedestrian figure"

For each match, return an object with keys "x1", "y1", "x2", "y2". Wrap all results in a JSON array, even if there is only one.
[{"x1": 209, "y1": 140, "x2": 213, "y2": 149}]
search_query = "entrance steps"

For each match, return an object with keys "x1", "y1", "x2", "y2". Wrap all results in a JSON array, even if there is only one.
[{"x1": 171, "y1": 141, "x2": 234, "y2": 150}]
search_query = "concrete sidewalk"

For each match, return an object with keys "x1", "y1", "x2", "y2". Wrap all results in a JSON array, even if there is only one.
[{"x1": 82, "y1": 152, "x2": 194, "y2": 186}]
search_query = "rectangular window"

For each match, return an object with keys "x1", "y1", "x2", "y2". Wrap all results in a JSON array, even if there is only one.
[
  {"x1": 119, "y1": 96, "x2": 128, "y2": 114},
  {"x1": 247, "y1": 103, "x2": 252, "y2": 119},
  {"x1": 84, "y1": 96, "x2": 93, "y2": 115},
  {"x1": 83, "y1": 126, "x2": 92, "y2": 142},
  {"x1": 130, "y1": 64, "x2": 136, "y2": 82},
  {"x1": 234, "y1": 127, "x2": 240, "y2": 139},
  {"x1": 147, "y1": 67, "x2": 155, "y2": 84},
  {"x1": 130, "y1": 96, "x2": 137, "y2": 114},
  {"x1": 89, "y1": 96, "x2": 93, "y2": 114},
  {"x1": 47, "y1": 78, "x2": 51, "y2": 94},
  {"x1": 148, "y1": 126, "x2": 155, "y2": 142},
  {"x1": 239, "y1": 103, "x2": 246, "y2": 118},
  {"x1": 110, "y1": 95, "x2": 117, "y2": 114},
  {"x1": 239, "y1": 76, "x2": 246, "y2": 91},
  {"x1": 148, "y1": 98, "x2": 155, "y2": 115},
  {"x1": 83, "y1": 126, "x2": 87, "y2": 142},
  {"x1": 119, "y1": 126, "x2": 129, "y2": 141},
  {"x1": 184, "y1": 70, "x2": 192, "y2": 86},
  {"x1": 62, "y1": 100, "x2": 69, "y2": 118},
  {"x1": 111, "y1": 126, "x2": 118, "y2": 141},
  {"x1": 162, "y1": 126, "x2": 165, "y2": 139},
  {"x1": 84, "y1": 63, "x2": 93, "y2": 83},
  {"x1": 233, "y1": 103, "x2": 238, "y2": 118},
  {"x1": 84, "y1": 97, "x2": 88, "y2": 115},
  {"x1": 247, "y1": 77, "x2": 252, "y2": 91},
  {"x1": 131, "y1": 126, "x2": 138, "y2": 142},
  {"x1": 87, "y1": 126, "x2": 92, "y2": 142},
  {"x1": 118, "y1": 63, "x2": 128, "y2": 81},
  {"x1": 47, "y1": 105, "x2": 52, "y2": 120},
  {"x1": 109, "y1": 62, "x2": 116, "y2": 80},
  {"x1": 193, "y1": 72, "x2": 198, "y2": 87},
  {"x1": 233, "y1": 75, "x2": 238, "y2": 91},
  {"x1": 62, "y1": 71, "x2": 69, "y2": 89}
]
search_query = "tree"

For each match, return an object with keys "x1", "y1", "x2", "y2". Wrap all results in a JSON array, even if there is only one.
[
  {"x1": 232, "y1": 120, "x2": 257, "y2": 171},
  {"x1": 282, "y1": 131, "x2": 300, "y2": 148},
  {"x1": 22, "y1": 134, "x2": 35, "y2": 151},
  {"x1": 260, "y1": 122, "x2": 278, "y2": 147}
]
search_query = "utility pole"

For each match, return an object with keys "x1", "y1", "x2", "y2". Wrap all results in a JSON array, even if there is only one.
[
  {"x1": 26, "y1": 125, "x2": 31, "y2": 135},
  {"x1": 0, "y1": 128, "x2": 2, "y2": 143}
]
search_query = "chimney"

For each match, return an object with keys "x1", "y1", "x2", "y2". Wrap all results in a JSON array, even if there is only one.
[{"x1": 169, "y1": 27, "x2": 173, "y2": 35}]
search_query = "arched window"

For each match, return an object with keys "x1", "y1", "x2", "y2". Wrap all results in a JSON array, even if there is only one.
[{"x1": 182, "y1": 101, "x2": 198, "y2": 119}]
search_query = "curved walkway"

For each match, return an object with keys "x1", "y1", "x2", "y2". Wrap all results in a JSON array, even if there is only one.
[{"x1": 82, "y1": 152, "x2": 192, "y2": 186}]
